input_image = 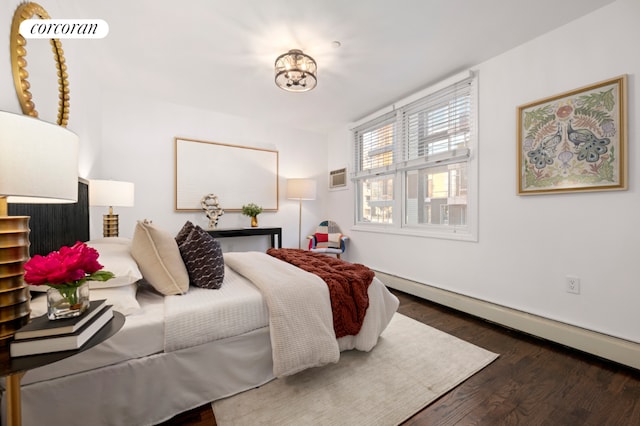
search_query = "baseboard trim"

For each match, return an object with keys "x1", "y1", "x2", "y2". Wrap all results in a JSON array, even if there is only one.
[{"x1": 375, "y1": 271, "x2": 640, "y2": 371}]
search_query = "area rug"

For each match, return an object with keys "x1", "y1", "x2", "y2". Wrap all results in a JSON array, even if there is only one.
[{"x1": 212, "y1": 313, "x2": 498, "y2": 425}]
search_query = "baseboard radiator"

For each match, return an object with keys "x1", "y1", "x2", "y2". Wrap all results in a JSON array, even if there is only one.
[{"x1": 375, "y1": 271, "x2": 640, "y2": 371}]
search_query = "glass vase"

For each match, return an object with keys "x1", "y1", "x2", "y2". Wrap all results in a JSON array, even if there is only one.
[
  {"x1": 47, "y1": 283, "x2": 90, "y2": 320},
  {"x1": 251, "y1": 216, "x2": 258, "y2": 227}
]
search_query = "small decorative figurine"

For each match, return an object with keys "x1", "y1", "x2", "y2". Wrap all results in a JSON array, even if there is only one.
[{"x1": 200, "y1": 194, "x2": 224, "y2": 229}]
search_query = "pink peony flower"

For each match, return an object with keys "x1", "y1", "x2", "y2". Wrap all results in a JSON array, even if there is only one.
[{"x1": 23, "y1": 242, "x2": 113, "y2": 288}]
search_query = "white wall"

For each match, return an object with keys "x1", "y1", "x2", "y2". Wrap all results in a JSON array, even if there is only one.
[
  {"x1": 93, "y1": 90, "x2": 327, "y2": 251},
  {"x1": 329, "y1": 0, "x2": 640, "y2": 343}
]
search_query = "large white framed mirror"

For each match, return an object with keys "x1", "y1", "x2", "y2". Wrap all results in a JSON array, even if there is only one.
[{"x1": 10, "y1": 2, "x2": 70, "y2": 127}]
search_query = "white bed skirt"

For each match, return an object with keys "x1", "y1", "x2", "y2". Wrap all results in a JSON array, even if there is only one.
[{"x1": 1, "y1": 327, "x2": 275, "y2": 426}]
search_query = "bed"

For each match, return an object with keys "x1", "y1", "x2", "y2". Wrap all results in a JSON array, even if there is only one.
[{"x1": 1, "y1": 181, "x2": 399, "y2": 426}]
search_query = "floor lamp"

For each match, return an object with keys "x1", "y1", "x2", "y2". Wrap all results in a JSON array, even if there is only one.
[
  {"x1": 286, "y1": 179, "x2": 316, "y2": 249},
  {"x1": 89, "y1": 180, "x2": 135, "y2": 237}
]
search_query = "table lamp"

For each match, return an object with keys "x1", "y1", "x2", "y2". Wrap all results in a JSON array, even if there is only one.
[
  {"x1": 286, "y1": 178, "x2": 316, "y2": 249},
  {"x1": 89, "y1": 180, "x2": 135, "y2": 237},
  {"x1": 0, "y1": 111, "x2": 79, "y2": 343}
]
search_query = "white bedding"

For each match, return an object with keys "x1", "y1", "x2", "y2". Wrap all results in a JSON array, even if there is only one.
[
  {"x1": 12, "y1": 327, "x2": 275, "y2": 426},
  {"x1": 164, "y1": 265, "x2": 269, "y2": 352},
  {"x1": 225, "y1": 251, "x2": 340, "y2": 377},
  {"x1": 224, "y1": 251, "x2": 399, "y2": 377},
  {"x1": 23, "y1": 255, "x2": 397, "y2": 385},
  {"x1": 21, "y1": 286, "x2": 166, "y2": 385},
  {"x1": 3, "y1": 252, "x2": 399, "y2": 426}
]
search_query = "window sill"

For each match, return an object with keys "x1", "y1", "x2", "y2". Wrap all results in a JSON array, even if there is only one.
[{"x1": 350, "y1": 224, "x2": 477, "y2": 242}]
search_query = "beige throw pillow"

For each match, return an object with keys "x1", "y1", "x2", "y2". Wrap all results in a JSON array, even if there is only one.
[{"x1": 131, "y1": 220, "x2": 189, "y2": 295}]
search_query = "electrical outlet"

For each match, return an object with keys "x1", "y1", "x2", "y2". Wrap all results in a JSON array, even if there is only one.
[{"x1": 566, "y1": 276, "x2": 580, "y2": 294}]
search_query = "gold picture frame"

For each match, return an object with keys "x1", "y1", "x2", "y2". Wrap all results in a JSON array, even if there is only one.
[{"x1": 517, "y1": 75, "x2": 627, "y2": 195}]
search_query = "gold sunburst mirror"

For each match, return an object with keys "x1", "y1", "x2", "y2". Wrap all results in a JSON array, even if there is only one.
[{"x1": 10, "y1": 2, "x2": 70, "y2": 127}]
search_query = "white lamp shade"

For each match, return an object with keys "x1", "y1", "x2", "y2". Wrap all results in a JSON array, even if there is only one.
[
  {"x1": 0, "y1": 111, "x2": 79, "y2": 203},
  {"x1": 286, "y1": 178, "x2": 317, "y2": 200},
  {"x1": 89, "y1": 180, "x2": 135, "y2": 207}
]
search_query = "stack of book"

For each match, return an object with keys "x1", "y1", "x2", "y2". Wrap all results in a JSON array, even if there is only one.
[{"x1": 10, "y1": 299, "x2": 113, "y2": 357}]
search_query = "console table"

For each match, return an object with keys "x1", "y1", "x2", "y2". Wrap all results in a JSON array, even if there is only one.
[{"x1": 207, "y1": 227, "x2": 282, "y2": 249}]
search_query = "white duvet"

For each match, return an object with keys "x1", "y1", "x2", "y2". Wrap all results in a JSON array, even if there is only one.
[
  {"x1": 164, "y1": 265, "x2": 269, "y2": 352},
  {"x1": 165, "y1": 251, "x2": 399, "y2": 377}
]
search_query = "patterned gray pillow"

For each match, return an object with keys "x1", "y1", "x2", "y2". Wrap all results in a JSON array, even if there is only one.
[
  {"x1": 175, "y1": 221, "x2": 195, "y2": 246},
  {"x1": 177, "y1": 224, "x2": 224, "y2": 289}
]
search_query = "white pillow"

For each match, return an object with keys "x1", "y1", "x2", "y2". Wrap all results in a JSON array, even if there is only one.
[
  {"x1": 86, "y1": 237, "x2": 133, "y2": 246},
  {"x1": 85, "y1": 239, "x2": 143, "y2": 288},
  {"x1": 29, "y1": 238, "x2": 143, "y2": 292},
  {"x1": 29, "y1": 293, "x2": 48, "y2": 317},
  {"x1": 131, "y1": 220, "x2": 189, "y2": 295},
  {"x1": 90, "y1": 284, "x2": 143, "y2": 316},
  {"x1": 29, "y1": 284, "x2": 142, "y2": 317}
]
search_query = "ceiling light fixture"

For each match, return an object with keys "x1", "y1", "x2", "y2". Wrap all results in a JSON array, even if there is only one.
[{"x1": 274, "y1": 49, "x2": 317, "y2": 92}]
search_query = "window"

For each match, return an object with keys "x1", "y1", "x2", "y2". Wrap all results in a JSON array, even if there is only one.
[
  {"x1": 353, "y1": 72, "x2": 477, "y2": 240},
  {"x1": 355, "y1": 117, "x2": 396, "y2": 224}
]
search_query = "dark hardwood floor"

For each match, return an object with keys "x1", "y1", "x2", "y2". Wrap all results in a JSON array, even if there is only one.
[{"x1": 160, "y1": 289, "x2": 640, "y2": 425}]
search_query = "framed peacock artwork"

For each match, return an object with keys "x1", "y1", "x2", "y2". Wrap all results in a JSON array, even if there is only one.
[{"x1": 517, "y1": 75, "x2": 627, "y2": 195}]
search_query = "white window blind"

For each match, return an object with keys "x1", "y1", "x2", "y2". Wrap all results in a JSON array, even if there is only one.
[
  {"x1": 352, "y1": 71, "x2": 477, "y2": 239},
  {"x1": 400, "y1": 77, "x2": 472, "y2": 170},
  {"x1": 353, "y1": 112, "x2": 397, "y2": 178},
  {"x1": 354, "y1": 77, "x2": 473, "y2": 178}
]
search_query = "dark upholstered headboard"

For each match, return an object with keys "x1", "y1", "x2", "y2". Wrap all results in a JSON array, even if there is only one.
[{"x1": 7, "y1": 179, "x2": 90, "y2": 256}]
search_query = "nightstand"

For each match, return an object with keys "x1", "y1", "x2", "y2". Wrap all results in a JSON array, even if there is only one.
[{"x1": 0, "y1": 311, "x2": 125, "y2": 426}]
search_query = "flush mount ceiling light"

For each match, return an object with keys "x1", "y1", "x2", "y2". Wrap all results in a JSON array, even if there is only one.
[{"x1": 274, "y1": 49, "x2": 317, "y2": 92}]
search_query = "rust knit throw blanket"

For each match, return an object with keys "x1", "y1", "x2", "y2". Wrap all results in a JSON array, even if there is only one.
[{"x1": 266, "y1": 248, "x2": 374, "y2": 337}]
